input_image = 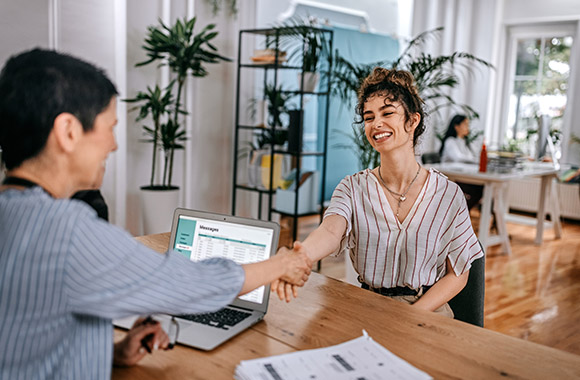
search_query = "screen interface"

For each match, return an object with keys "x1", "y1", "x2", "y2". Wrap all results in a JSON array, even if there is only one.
[{"x1": 173, "y1": 215, "x2": 273, "y2": 304}]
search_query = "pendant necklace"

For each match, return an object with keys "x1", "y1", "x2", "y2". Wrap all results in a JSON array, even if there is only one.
[{"x1": 377, "y1": 163, "x2": 421, "y2": 218}]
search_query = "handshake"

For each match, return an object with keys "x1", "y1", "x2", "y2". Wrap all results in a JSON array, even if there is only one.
[{"x1": 271, "y1": 241, "x2": 312, "y2": 303}]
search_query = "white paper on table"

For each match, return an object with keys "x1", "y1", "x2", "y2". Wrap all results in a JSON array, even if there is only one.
[{"x1": 234, "y1": 330, "x2": 432, "y2": 380}]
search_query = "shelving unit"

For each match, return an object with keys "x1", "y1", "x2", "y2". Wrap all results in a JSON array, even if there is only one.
[{"x1": 231, "y1": 27, "x2": 333, "y2": 243}]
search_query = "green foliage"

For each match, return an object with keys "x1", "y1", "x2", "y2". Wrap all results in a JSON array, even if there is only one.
[
  {"x1": 264, "y1": 83, "x2": 295, "y2": 128},
  {"x1": 334, "y1": 125, "x2": 379, "y2": 169},
  {"x1": 271, "y1": 17, "x2": 331, "y2": 73},
  {"x1": 128, "y1": 17, "x2": 230, "y2": 188},
  {"x1": 331, "y1": 27, "x2": 493, "y2": 169},
  {"x1": 255, "y1": 128, "x2": 288, "y2": 149},
  {"x1": 125, "y1": 84, "x2": 175, "y2": 187}
]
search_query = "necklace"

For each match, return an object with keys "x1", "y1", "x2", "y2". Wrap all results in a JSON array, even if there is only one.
[{"x1": 377, "y1": 163, "x2": 421, "y2": 218}]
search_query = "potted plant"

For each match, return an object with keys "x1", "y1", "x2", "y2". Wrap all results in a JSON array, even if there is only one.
[
  {"x1": 331, "y1": 27, "x2": 493, "y2": 169},
  {"x1": 272, "y1": 17, "x2": 330, "y2": 92},
  {"x1": 246, "y1": 84, "x2": 296, "y2": 188},
  {"x1": 127, "y1": 17, "x2": 230, "y2": 233}
]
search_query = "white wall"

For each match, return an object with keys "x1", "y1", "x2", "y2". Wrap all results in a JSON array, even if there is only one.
[
  {"x1": 504, "y1": 0, "x2": 580, "y2": 22},
  {"x1": 411, "y1": 0, "x2": 499, "y2": 154},
  {"x1": 255, "y1": 0, "x2": 402, "y2": 36},
  {"x1": 0, "y1": 0, "x2": 125, "y2": 225},
  {"x1": 124, "y1": 0, "x2": 258, "y2": 235}
]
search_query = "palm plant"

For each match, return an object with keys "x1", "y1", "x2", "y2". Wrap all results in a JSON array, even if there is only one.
[
  {"x1": 264, "y1": 83, "x2": 295, "y2": 128},
  {"x1": 128, "y1": 17, "x2": 230, "y2": 189},
  {"x1": 270, "y1": 17, "x2": 330, "y2": 73},
  {"x1": 332, "y1": 27, "x2": 493, "y2": 169},
  {"x1": 125, "y1": 84, "x2": 176, "y2": 188}
]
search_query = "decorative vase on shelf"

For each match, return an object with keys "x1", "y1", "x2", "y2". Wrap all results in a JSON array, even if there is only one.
[{"x1": 247, "y1": 148, "x2": 268, "y2": 187}]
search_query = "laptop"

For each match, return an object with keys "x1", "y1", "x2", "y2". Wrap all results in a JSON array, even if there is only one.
[{"x1": 114, "y1": 208, "x2": 280, "y2": 351}]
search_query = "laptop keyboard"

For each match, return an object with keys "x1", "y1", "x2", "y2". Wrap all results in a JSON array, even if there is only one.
[{"x1": 178, "y1": 308, "x2": 252, "y2": 330}]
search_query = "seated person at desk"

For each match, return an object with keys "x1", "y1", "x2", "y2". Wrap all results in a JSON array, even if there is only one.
[
  {"x1": 275, "y1": 68, "x2": 483, "y2": 317},
  {"x1": 0, "y1": 49, "x2": 312, "y2": 379},
  {"x1": 440, "y1": 114, "x2": 483, "y2": 210}
]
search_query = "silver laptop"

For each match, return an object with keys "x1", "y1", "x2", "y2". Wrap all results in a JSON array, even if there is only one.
[{"x1": 115, "y1": 208, "x2": 279, "y2": 351}]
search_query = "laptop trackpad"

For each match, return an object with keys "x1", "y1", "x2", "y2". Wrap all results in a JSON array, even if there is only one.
[{"x1": 177, "y1": 311, "x2": 263, "y2": 351}]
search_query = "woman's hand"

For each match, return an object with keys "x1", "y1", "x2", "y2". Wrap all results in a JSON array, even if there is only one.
[
  {"x1": 113, "y1": 317, "x2": 170, "y2": 367},
  {"x1": 276, "y1": 241, "x2": 312, "y2": 286},
  {"x1": 271, "y1": 241, "x2": 312, "y2": 302}
]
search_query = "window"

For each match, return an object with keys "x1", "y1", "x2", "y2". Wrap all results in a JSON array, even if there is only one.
[{"x1": 503, "y1": 24, "x2": 575, "y2": 158}]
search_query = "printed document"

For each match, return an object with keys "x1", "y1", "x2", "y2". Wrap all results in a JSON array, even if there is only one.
[{"x1": 235, "y1": 331, "x2": 432, "y2": 380}]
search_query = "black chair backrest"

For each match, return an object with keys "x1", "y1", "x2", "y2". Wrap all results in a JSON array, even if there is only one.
[
  {"x1": 448, "y1": 254, "x2": 485, "y2": 327},
  {"x1": 422, "y1": 152, "x2": 441, "y2": 164}
]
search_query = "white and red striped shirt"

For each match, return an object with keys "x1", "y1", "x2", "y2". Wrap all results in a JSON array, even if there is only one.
[{"x1": 325, "y1": 168, "x2": 483, "y2": 289}]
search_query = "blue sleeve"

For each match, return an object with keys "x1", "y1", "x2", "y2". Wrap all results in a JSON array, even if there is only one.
[{"x1": 63, "y1": 207, "x2": 245, "y2": 319}]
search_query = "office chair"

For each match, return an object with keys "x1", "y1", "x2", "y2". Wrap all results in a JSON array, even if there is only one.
[
  {"x1": 448, "y1": 249, "x2": 485, "y2": 327},
  {"x1": 421, "y1": 152, "x2": 441, "y2": 164}
]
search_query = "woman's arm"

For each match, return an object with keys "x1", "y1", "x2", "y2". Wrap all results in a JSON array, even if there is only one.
[
  {"x1": 411, "y1": 258, "x2": 469, "y2": 312},
  {"x1": 272, "y1": 215, "x2": 348, "y2": 301},
  {"x1": 239, "y1": 248, "x2": 312, "y2": 296},
  {"x1": 297, "y1": 214, "x2": 348, "y2": 262}
]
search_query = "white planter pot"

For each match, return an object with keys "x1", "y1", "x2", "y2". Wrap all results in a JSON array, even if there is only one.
[
  {"x1": 297, "y1": 72, "x2": 319, "y2": 92},
  {"x1": 140, "y1": 186, "x2": 180, "y2": 235}
]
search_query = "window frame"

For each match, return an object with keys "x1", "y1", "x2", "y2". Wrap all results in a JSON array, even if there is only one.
[{"x1": 499, "y1": 22, "x2": 576, "y2": 152}]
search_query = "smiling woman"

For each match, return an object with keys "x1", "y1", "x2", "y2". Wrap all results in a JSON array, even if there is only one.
[{"x1": 273, "y1": 67, "x2": 484, "y2": 322}]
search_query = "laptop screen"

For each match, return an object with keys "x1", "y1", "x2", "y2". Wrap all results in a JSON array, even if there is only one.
[{"x1": 172, "y1": 214, "x2": 275, "y2": 305}]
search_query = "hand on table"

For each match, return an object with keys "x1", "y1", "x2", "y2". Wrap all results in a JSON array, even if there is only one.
[{"x1": 113, "y1": 316, "x2": 170, "y2": 367}]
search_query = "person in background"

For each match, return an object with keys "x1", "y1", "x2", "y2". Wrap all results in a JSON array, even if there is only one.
[
  {"x1": 0, "y1": 48, "x2": 312, "y2": 379},
  {"x1": 439, "y1": 114, "x2": 483, "y2": 210},
  {"x1": 274, "y1": 68, "x2": 483, "y2": 318}
]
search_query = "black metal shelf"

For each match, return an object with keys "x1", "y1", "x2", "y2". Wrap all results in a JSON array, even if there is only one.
[
  {"x1": 234, "y1": 184, "x2": 276, "y2": 194},
  {"x1": 232, "y1": 27, "x2": 334, "y2": 245},
  {"x1": 240, "y1": 63, "x2": 302, "y2": 70},
  {"x1": 279, "y1": 89, "x2": 329, "y2": 96},
  {"x1": 237, "y1": 124, "x2": 288, "y2": 131},
  {"x1": 273, "y1": 149, "x2": 324, "y2": 157}
]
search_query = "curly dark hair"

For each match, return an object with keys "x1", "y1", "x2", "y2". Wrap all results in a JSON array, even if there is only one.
[{"x1": 355, "y1": 67, "x2": 425, "y2": 148}]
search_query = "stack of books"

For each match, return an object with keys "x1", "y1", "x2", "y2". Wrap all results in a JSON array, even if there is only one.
[
  {"x1": 251, "y1": 49, "x2": 287, "y2": 64},
  {"x1": 487, "y1": 151, "x2": 525, "y2": 173}
]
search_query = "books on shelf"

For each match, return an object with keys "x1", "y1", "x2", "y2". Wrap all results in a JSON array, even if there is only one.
[{"x1": 251, "y1": 49, "x2": 287, "y2": 64}]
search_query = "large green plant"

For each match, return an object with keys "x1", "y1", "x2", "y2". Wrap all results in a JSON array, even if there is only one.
[
  {"x1": 332, "y1": 27, "x2": 493, "y2": 169},
  {"x1": 270, "y1": 17, "x2": 330, "y2": 73},
  {"x1": 127, "y1": 17, "x2": 230, "y2": 189}
]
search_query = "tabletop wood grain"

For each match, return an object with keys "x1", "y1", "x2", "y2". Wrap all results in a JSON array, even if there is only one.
[{"x1": 113, "y1": 233, "x2": 580, "y2": 379}]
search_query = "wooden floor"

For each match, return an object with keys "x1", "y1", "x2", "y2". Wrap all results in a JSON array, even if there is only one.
[{"x1": 280, "y1": 212, "x2": 580, "y2": 356}]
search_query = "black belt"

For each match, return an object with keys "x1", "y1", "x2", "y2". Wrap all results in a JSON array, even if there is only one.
[{"x1": 360, "y1": 280, "x2": 431, "y2": 297}]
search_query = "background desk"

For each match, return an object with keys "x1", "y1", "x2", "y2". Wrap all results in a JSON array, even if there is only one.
[
  {"x1": 112, "y1": 233, "x2": 580, "y2": 379},
  {"x1": 431, "y1": 163, "x2": 562, "y2": 254}
]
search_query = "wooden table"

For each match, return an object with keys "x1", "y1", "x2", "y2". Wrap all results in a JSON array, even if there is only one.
[
  {"x1": 112, "y1": 233, "x2": 580, "y2": 379},
  {"x1": 431, "y1": 162, "x2": 562, "y2": 254}
]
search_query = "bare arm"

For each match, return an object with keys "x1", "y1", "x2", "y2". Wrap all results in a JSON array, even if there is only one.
[
  {"x1": 271, "y1": 215, "x2": 347, "y2": 302},
  {"x1": 412, "y1": 258, "x2": 469, "y2": 312},
  {"x1": 299, "y1": 214, "x2": 348, "y2": 262},
  {"x1": 239, "y1": 249, "x2": 312, "y2": 296}
]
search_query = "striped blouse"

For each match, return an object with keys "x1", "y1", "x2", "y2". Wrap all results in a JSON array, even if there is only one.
[
  {"x1": 0, "y1": 188, "x2": 245, "y2": 380},
  {"x1": 325, "y1": 168, "x2": 483, "y2": 289}
]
